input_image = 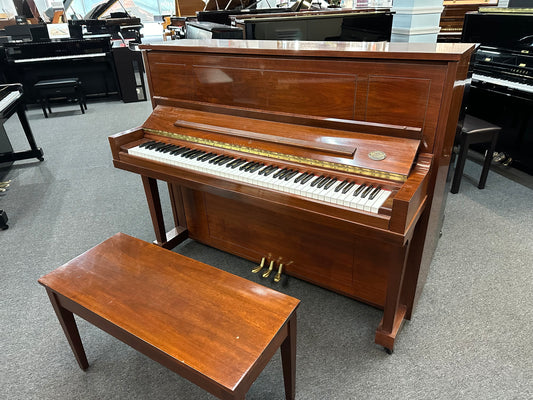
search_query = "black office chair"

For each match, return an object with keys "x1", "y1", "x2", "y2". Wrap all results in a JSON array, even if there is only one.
[{"x1": 450, "y1": 114, "x2": 501, "y2": 194}]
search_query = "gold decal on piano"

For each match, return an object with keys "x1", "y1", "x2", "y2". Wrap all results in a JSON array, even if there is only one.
[
  {"x1": 144, "y1": 128, "x2": 407, "y2": 182},
  {"x1": 368, "y1": 150, "x2": 387, "y2": 161}
]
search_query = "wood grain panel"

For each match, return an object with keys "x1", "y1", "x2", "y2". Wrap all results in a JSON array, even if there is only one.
[
  {"x1": 192, "y1": 66, "x2": 357, "y2": 119},
  {"x1": 198, "y1": 192, "x2": 355, "y2": 295},
  {"x1": 366, "y1": 76, "x2": 431, "y2": 129}
]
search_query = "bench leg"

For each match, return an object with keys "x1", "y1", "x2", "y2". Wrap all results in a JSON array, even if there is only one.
[
  {"x1": 478, "y1": 132, "x2": 499, "y2": 190},
  {"x1": 45, "y1": 289, "x2": 89, "y2": 370},
  {"x1": 281, "y1": 313, "x2": 297, "y2": 400},
  {"x1": 40, "y1": 99, "x2": 48, "y2": 118},
  {"x1": 451, "y1": 135, "x2": 469, "y2": 194}
]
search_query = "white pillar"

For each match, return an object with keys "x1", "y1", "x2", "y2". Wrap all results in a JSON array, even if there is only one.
[{"x1": 390, "y1": 0, "x2": 444, "y2": 43}]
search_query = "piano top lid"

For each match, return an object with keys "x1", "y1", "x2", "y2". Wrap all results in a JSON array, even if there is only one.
[
  {"x1": 140, "y1": 39, "x2": 476, "y2": 62},
  {"x1": 140, "y1": 106, "x2": 421, "y2": 182}
]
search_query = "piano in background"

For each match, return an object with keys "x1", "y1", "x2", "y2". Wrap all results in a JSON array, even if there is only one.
[
  {"x1": 439, "y1": 0, "x2": 498, "y2": 42},
  {"x1": 1, "y1": 35, "x2": 119, "y2": 103},
  {"x1": 232, "y1": 8, "x2": 392, "y2": 41},
  {"x1": 110, "y1": 40, "x2": 475, "y2": 352},
  {"x1": 462, "y1": 8, "x2": 533, "y2": 174},
  {"x1": 70, "y1": 0, "x2": 143, "y2": 43},
  {"x1": 0, "y1": 83, "x2": 43, "y2": 173}
]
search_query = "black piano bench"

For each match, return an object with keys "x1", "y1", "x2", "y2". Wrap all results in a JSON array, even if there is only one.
[
  {"x1": 34, "y1": 78, "x2": 87, "y2": 118},
  {"x1": 451, "y1": 114, "x2": 501, "y2": 194}
]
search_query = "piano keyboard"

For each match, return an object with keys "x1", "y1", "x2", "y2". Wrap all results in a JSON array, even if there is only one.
[
  {"x1": 129, "y1": 141, "x2": 392, "y2": 214},
  {"x1": 472, "y1": 73, "x2": 533, "y2": 94},
  {"x1": 0, "y1": 91, "x2": 22, "y2": 112},
  {"x1": 13, "y1": 53, "x2": 107, "y2": 63}
]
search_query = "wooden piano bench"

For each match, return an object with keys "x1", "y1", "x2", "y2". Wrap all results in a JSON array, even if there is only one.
[
  {"x1": 451, "y1": 114, "x2": 501, "y2": 194},
  {"x1": 38, "y1": 233, "x2": 300, "y2": 400},
  {"x1": 34, "y1": 78, "x2": 87, "y2": 118}
]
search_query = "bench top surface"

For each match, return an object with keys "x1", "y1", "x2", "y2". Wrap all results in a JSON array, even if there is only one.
[{"x1": 39, "y1": 233, "x2": 300, "y2": 391}]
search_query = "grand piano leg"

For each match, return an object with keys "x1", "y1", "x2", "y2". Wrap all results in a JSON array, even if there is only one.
[
  {"x1": 374, "y1": 242, "x2": 411, "y2": 353},
  {"x1": 141, "y1": 175, "x2": 188, "y2": 249}
]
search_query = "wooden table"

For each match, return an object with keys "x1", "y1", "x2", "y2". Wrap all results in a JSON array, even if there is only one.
[{"x1": 38, "y1": 233, "x2": 300, "y2": 400}]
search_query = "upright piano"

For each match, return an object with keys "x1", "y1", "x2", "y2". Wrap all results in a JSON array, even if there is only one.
[
  {"x1": 109, "y1": 40, "x2": 474, "y2": 352},
  {"x1": 462, "y1": 8, "x2": 533, "y2": 174},
  {"x1": 1, "y1": 37, "x2": 119, "y2": 103}
]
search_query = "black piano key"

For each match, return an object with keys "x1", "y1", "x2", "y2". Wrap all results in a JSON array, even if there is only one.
[
  {"x1": 353, "y1": 184, "x2": 366, "y2": 196},
  {"x1": 231, "y1": 159, "x2": 248, "y2": 168},
  {"x1": 258, "y1": 165, "x2": 273, "y2": 175},
  {"x1": 273, "y1": 168, "x2": 288, "y2": 178},
  {"x1": 218, "y1": 157, "x2": 233, "y2": 166},
  {"x1": 181, "y1": 149, "x2": 197, "y2": 157},
  {"x1": 185, "y1": 150, "x2": 201, "y2": 158},
  {"x1": 240, "y1": 161, "x2": 255, "y2": 170},
  {"x1": 342, "y1": 181, "x2": 355, "y2": 194},
  {"x1": 173, "y1": 147, "x2": 191, "y2": 155},
  {"x1": 317, "y1": 177, "x2": 331, "y2": 188},
  {"x1": 197, "y1": 152, "x2": 213, "y2": 161},
  {"x1": 209, "y1": 155, "x2": 225, "y2": 163},
  {"x1": 369, "y1": 186, "x2": 382, "y2": 200},
  {"x1": 140, "y1": 140, "x2": 157, "y2": 148},
  {"x1": 152, "y1": 142, "x2": 168, "y2": 151},
  {"x1": 361, "y1": 185, "x2": 374, "y2": 199},
  {"x1": 311, "y1": 175, "x2": 325, "y2": 187},
  {"x1": 279, "y1": 169, "x2": 295, "y2": 179},
  {"x1": 334, "y1": 180, "x2": 348, "y2": 192},
  {"x1": 284, "y1": 170, "x2": 299, "y2": 181},
  {"x1": 200, "y1": 153, "x2": 217, "y2": 161},
  {"x1": 249, "y1": 163, "x2": 265, "y2": 173},
  {"x1": 294, "y1": 172, "x2": 308, "y2": 183},
  {"x1": 264, "y1": 167, "x2": 279, "y2": 176},
  {"x1": 226, "y1": 158, "x2": 241, "y2": 167},
  {"x1": 324, "y1": 178, "x2": 337, "y2": 190},
  {"x1": 301, "y1": 174, "x2": 314, "y2": 184}
]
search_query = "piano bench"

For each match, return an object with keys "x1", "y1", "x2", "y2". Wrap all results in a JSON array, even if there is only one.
[
  {"x1": 451, "y1": 114, "x2": 501, "y2": 194},
  {"x1": 34, "y1": 78, "x2": 87, "y2": 118},
  {"x1": 38, "y1": 233, "x2": 300, "y2": 400}
]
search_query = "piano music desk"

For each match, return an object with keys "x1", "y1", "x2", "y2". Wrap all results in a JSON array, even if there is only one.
[{"x1": 38, "y1": 233, "x2": 300, "y2": 400}]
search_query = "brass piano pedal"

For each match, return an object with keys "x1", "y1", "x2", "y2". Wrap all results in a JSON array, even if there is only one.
[
  {"x1": 262, "y1": 260, "x2": 275, "y2": 278},
  {"x1": 252, "y1": 257, "x2": 266, "y2": 273},
  {"x1": 274, "y1": 263, "x2": 283, "y2": 283},
  {"x1": 0, "y1": 180, "x2": 12, "y2": 185},
  {"x1": 0, "y1": 187, "x2": 6, "y2": 193},
  {"x1": 0, "y1": 182, "x2": 10, "y2": 188}
]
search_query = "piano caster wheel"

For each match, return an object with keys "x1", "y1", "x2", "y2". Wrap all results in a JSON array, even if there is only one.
[
  {"x1": 262, "y1": 260, "x2": 275, "y2": 278},
  {"x1": 38, "y1": 157, "x2": 44, "y2": 162},
  {"x1": 384, "y1": 347, "x2": 393, "y2": 355}
]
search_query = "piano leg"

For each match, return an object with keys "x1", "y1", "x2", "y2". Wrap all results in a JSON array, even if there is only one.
[
  {"x1": 374, "y1": 242, "x2": 411, "y2": 353},
  {"x1": 141, "y1": 176, "x2": 188, "y2": 249}
]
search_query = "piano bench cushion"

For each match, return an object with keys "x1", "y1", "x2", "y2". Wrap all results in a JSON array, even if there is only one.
[
  {"x1": 462, "y1": 114, "x2": 501, "y2": 136},
  {"x1": 34, "y1": 78, "x2": 81, "y2": 88}
]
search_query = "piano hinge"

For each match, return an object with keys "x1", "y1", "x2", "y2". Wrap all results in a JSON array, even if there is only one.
[{"x1": 143, "y1": 128, "x2": 407, "y2": 182}]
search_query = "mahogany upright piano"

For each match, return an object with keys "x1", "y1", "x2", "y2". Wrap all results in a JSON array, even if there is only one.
[{"x1": 109, "y1": 40, "x2": 474, "y2": 353}]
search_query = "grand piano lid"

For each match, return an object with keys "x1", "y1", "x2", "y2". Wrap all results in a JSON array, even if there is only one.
[
  {"x1": 84, "y1": 0, "x2": 132, "y2": 19},
  {"x1": 139, "y1": 106, "x2": 421, "y2": 182}
]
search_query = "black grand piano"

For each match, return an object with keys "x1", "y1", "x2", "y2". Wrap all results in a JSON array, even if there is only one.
[{"x1": 462, "y1": 8, "x2": 533, "y2": 174}]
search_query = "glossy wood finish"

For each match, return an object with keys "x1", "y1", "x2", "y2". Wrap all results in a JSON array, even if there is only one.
[
  {"x1": 39, "y1": 233, "x2": 300, "y2": 400},
  {"x1": 112, "y1": 40, "x2": 475, "y2": 352}
]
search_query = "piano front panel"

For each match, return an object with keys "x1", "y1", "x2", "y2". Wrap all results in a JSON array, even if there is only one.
[
  {"x1": 146, "y1": 51, "x2": 449, "y2": 154},
  {"x1": 182, "y1": 188, "x2": 389, "y2": 307}
]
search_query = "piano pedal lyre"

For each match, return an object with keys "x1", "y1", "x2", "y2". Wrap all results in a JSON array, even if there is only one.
[
  {"x1": 262, "y1": 260, "x2": 275, "y2": 278},
  {"x1": 274, "y1": 263, "x2": 283, "y2": 283}
]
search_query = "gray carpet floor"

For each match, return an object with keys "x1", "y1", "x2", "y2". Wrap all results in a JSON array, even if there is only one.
[{"x1": 1, "y1": 98, "x2": 532, "y2": 399}]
